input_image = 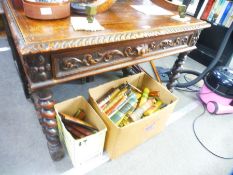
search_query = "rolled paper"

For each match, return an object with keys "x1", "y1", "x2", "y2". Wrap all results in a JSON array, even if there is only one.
[
  {"x1": 100, "y1": 103, "x2": 108, "y2": 111},
  {"x1": 97, "y1": 88, "x2": 114, "y2": 105},
  {"x1": 132, "y1": 90, "x2": 142, "y2": 99},
  {"x1": 118, "y1": 103, "x2": 137, "y2": 127},
  {"x1": 105, "y1": 95, "x2": 127, "y2": 116},
  {"x1": 139, "y1": 88, "x2": 150, "y2": 107},
  {"x1": 97, "y1": 88, "x2": 114, "y2": 103},
  {"x1": 111, "y1": 83, "x2": 128, "y2": 99},
  {"x1": 110, "y1": 96, "x2": 138, "y2": 125},
  {"x1": 130, "y1": 99, "x2": 155, "y2": 121},
  {"x1": 143, "y1": 100, "x2": 163, "y2": 116},
  {"x1": 103, "y1": 88, "x2": 130, "y2": 113},
  {"x1": 118, "y1": 116, "x2": 129, "y2": 127},
  {"x1": 99, "y1": 84, "x2": 128, "y2": 110},
  {"x1": 59, "y1": 112, "x2": 98, "y2": 131},
  {"x1": 108, "y1": 92, "x2": 137, "y2": 118},
  {"x1": 98, "y1": 83, "x2": 127, "y2": 109}
]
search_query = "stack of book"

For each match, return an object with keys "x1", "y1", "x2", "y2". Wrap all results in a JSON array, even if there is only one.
[{"x1": 197, "y1": 0, "x2": 233, "y2": 28}]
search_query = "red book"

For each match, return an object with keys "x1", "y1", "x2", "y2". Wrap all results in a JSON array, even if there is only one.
[{"x1": 201, "y1": 0, "x2": 216, "y2": 20}]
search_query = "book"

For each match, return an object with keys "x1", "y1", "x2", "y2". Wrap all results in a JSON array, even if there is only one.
[
  {"x1": 207, "y1": 0, "x2": 219, "y2": 21},
  {"x1": 219, "y1": 1, "x2": 233, "y2": 25},
  {"x1": 215, "y1": 1, "x2": 229, "y2": 24},
  {"x1": 225, "y1": 15, "x2": 233, "y2": 28},
  {"x1": 197, "y1": 0, "x2": 208, "y2": 19},
  {"x1": 194, "y1": 0, "x2": 205, "y2": 17},
  {"x1": 208, "y1": 0, "x2": 226, "y2": 22},
  {"x1": 201, "y1": 0, "x2": 216, "y2": 20},
  {"x1": 223, "y1": 5, "x2": 233, "y2": 26}
]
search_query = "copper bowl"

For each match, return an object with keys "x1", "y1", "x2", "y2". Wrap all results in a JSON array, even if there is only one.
[{"x1": 23, "y1": 0, "x2": 70, "y2": 20}]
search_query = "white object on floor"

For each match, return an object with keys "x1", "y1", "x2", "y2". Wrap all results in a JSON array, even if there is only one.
[
  {"x1": 131, "y1": 4, "x2": 173, "y2": 16},
  {"x1": 71, "y1": 17, "x2": 105, "y2": 32},
  {"x1": 62, "y1": 152, "x2": 110, "y2": 175},
  {"x1": 0, "y1": 47, "x2": 10, "y2": 52},
  {"x1": 171, "y1": 15, "x2": 191, "y2": 22}
]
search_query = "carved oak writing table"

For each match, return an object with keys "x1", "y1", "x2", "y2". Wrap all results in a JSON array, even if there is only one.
[{"x1": 2, "y1": 0, "x2": 210, "y2": 161}]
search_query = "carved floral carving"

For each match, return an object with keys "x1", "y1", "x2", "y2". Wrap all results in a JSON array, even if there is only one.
[
  {"x1": 97, "y1": 50, "x2": 124, "y2": 62},
  {"x1": 62, "y1": 57, "x2": 82, "y2": 70},
  {"x1": 124, "y1": 44, "x2": 149, "y2": 57},
  {"x1": 26, "y1": 55, "x2": 52, "y2": 82},
  {"x1": 61, "y1": 50, "x2": 124, "y2": 70},
  {"x1": 60, "y1": 36, "x2": 189, "y2": 71},
  {"x1": 189, "y1": 31, "x2": 200, "y2": 46},
  {"x1": 158, "y1": 37, "x2": 188, "y2": 49}
]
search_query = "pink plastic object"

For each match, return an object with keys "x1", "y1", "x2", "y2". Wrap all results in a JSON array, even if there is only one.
[{"x1": 199, "y1": 84, "x2": 233, "y2": 114}]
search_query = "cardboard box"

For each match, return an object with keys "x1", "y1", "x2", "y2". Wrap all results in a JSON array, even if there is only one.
[
  {"x1": 89, "y1": 72, "x2": 178, "y2": 159},
  {"x1": 54, "y1": 96, "x2": 107, "y2": 167}
]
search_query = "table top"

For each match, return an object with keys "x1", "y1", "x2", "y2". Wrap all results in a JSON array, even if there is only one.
[{"x1": 2, "y1": 0, "x2": 210, "y2": 55}]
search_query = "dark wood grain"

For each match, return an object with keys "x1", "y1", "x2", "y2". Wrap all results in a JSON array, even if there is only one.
[
  {"x1": 36, "y1": 89, "x2": 64, "y2": 161},
  {"x1": 167, "y1": 52, "x2": 189, "y2": 91},
  {"x1": 2, "y1": 0, "x2": 210, "y2": 55}
]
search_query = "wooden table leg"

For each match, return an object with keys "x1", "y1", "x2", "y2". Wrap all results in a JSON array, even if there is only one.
[
  {"x1": 166, "y1": 52, "x2": 188, "y2": 91},
  {"x1": 32, "y1": 89, "x2": 64, "y2": 161}
]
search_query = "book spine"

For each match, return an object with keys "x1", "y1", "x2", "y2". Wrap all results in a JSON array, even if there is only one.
[
  {"x1": 223, "y1": 5, "x2": 233, "y2": 26},
  {"x1": 211, "y1": 0, "x2": 226, "y2": 23},
  {"x1": 201, "y1": 0, "x2": 216, "y2": 20},
  {"x1": 225, "y1": 15, "x2": 233, "y2": 28},
  {"x1": 207, "y1": 0, "x2": 220, "y2": 21},
  {"x1": 219, "y1": 2, "x2": 233, "y2": 25},
  {"x1": 215, "y1": 1, "x2": 228, "y2": 24},
  {"x1": 194, "y1": 0, "x2": 205, "y2": 17},
  {"x1": 186, "y1": 0, "x2": 200, "y2": 16},
  {"x1": 197, "y1": 0, "x2": 209, "y2": 19}
]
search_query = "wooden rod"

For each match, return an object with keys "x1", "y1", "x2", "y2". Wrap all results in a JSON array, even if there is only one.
[{"x1": 150, "y1": 61, "x2": 162, "y2": 83}]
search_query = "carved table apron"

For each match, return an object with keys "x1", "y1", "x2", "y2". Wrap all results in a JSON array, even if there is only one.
[{"x1": 2, "y1": 0, "x2": 210, "y2": 161}]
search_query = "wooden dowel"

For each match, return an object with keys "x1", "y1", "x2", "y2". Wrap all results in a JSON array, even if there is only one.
[{"x1": 150, "y1": 61, "x2": 162, "y2": 83}]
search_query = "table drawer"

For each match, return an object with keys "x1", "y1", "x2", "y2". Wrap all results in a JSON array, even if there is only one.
[
  {"x1": 52, "y1": 48, "x2": 131, "y2": 78},
  {"x1": 52, "y1": 34, "x2": 194, "y2": 79}
]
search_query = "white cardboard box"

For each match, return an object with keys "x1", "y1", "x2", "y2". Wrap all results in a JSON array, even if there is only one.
[{"x1": 54, "y1": 96, "x2": 107, "y2": 167}]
